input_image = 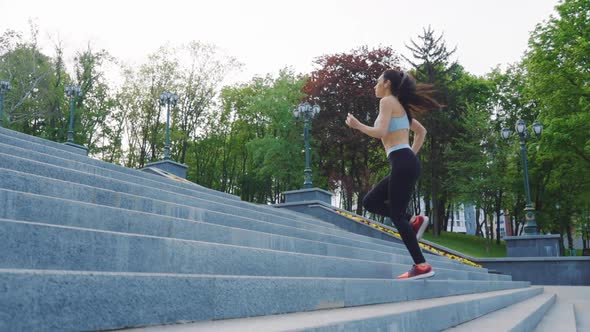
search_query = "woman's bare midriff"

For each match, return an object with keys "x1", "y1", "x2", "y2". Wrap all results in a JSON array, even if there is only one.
[{"x1": 381, "y1": 129, "x2": 410, "y2": 152}]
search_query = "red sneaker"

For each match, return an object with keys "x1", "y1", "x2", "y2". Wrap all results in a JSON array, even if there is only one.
[
  {"x1": 410, "y1": 215, "x2": 430, "y2": 240},
  {"x1": 396, "y1": 263, "x2": 435, "y2": 280}
]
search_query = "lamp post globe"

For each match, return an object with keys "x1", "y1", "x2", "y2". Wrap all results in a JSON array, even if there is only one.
[
  {"x1": 501, "y1": 127, "x2": 512, "y2": 140},
  {"x1": 515, "y1": 119, "x2": 526, "y2": 135},
  {"x1": 312, "y1": 104, "x2": 320, "y2": 118},
  {"x1": 533, "y1": 121, "x2": 543, "y2": 137}
]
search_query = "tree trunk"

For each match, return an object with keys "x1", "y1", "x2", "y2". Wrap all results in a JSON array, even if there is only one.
[
  {"x1": 430, "y1": 132, "x2": 440, "y2": 236},
  {"x1": 483, "y1": 210, "x2": 492, "y2": 254},
  {"x1": 424, "y1": 191, "x2": 431, "y2": 218},
  {"x1": 566, "y1": 221, "x2": 574, "y2": 252},
  {"x1": 412, "y1": 188, "x2": 421, "y2": 216},
  {"x1": 583, "y1": 220, "x2": 589, "y2": 249},
  {"x1": 346, "y1": 191, "x2": 353, "y2": 211},
  {"x1": 495, "y1": 191, "x2": 503, "y2": 244},
  {"x1": 432, "y1": 194, "x2": 440, "y2": 236},
  {"x1": 356, "y1": 192, "x2": 365, "y2": 216},
  {"x1": 438, "y1": 199, "x2": 446, "y2": 234},
  {"x1": 489, "y1": 214, "x2": 495, "y2": 243},
  {"x1": 339, "y1": 146, "x2": 348, "y2": 210},
  {"x1": 180, "y1": 138, "x2": 188, "y2": 164},
  {"x1": 450, "y1": 204, "x2": 455, "y2": 233},
  {"x1": 446, "y1": 202, "x2": 452, "y2": 231},
  {"x1": 139, "y1": 144, "x2": 147, "y2": 168},
  {"x1": 559, "y1": 211, "x2": 565, "y2": 256},
  {"x1": 475, "y1": 206, "x2": 482, "y2": 237}
]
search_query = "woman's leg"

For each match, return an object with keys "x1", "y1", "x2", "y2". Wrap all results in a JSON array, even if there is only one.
[
  {"x1": 388, "y1": 150, "x2": 426, "y2": 264},
  {"x1": 362, "y1": 175, "x2": 391, "y2": 217}
]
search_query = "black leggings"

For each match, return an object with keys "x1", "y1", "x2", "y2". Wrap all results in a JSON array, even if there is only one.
[{"x1": 362, "y1": 148, "x2": 426, "y2": 264}]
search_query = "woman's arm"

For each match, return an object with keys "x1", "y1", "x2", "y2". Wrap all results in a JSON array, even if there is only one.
[
  {"x1": 410, "y1": 119, "x2": 427, "y2": 154},
  {"x1": 345, "y1": 98, "x2": 392, "y2": 138}
]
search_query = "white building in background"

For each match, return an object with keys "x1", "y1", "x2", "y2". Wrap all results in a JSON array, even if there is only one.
[
  {"x1": 445, "y1": 205, "x2": 468, "y2": 234},
  {"x1": 446, "y1": 203, "x2": 508, "y2": 239}
]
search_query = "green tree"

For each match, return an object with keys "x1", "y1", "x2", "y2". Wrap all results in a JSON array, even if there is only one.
[
  {"x1": 118, "y1": 45, "x2": 178, "y2": 168},
  {"x1": 188, "y1": 69, "x2": 311, "y2": 203},
  {"x1": 522, "y1": 0, "x2": 590, "y2": 247},
  {"x1": 73, "y1": 45, "x2": 117, "y2": 154},
  {"x1": 173, "y1": 41, "x2": 241, "y2": 164},
  {"x1": 404, "y1": 27, "x2": 467, "y2": 236},
  {"x1": 0, "y1": 24, "x2": 67, "y2": 136}
]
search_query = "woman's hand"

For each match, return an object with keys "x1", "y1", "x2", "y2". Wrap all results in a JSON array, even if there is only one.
[{"x1": 345, "y1": 113, "x2": 361, "y2": 130}]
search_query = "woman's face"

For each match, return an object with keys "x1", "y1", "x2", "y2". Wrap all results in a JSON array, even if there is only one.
[{"x1": 374, "y1": 75, "x2": 390, "y2": 98}]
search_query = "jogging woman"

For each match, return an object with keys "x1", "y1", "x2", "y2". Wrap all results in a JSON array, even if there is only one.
[{"x1": 345, "y1": 68, "x2": 440, "y2": 279}]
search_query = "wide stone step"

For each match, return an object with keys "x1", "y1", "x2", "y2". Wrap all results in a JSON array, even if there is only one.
[
  {"x1": 445, "y1": 290, "x2": 555, "y2": 331},
  {"x1": 127, "y1": 286, "x2": 542, "y2": 332},
  {"x1": 0, "y1": 141, "x2": 336, "y2": 229},
  {"x1": 0, "y1": 126, "x2": 88, "y2": 155},
  {"x1": 0, "y1": 219, "x2": 507, "y2": 281},
  {"x1": 0, "y1": 156, "x2": 385, "y2": 242},
  {"x1": 0, "y1": 190, "x2": 485, "y2": 273},
  {"x1": 534, "y1": 301, "x2": 577, "y2": 332},
  {"x1": 0, "y1": 268, "x2": 530, "y2": 331},
  {"x1": 0, "y1": 165, "x2": 442, "y2": 258},
  {"x1": 0, "y1": 129, "x2": 240, "y2": 202},
  {"x1": 574, "y1": 302, "x2": 590, "y2": 332},
  {"x1": 0, "y1": 138, "x2": 478, "y2": 271}
]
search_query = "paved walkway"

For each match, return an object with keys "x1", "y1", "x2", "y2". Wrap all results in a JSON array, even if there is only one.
[{"x1": 537, "y1": 286, "x2": 590, "y2": 332}]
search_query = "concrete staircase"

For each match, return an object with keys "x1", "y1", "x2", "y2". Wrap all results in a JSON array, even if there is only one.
[{"x1": 0, "y1": 126, "x2": 576, "y2": 331}]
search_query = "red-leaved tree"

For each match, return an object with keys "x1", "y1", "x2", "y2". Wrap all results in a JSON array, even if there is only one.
[{"x1": 303, "y1": 46, "x2": 400, "y2": 215}]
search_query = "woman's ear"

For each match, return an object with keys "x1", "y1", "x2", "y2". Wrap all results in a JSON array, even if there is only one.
[{"x1": 383, "y1": 79, "x2": 391, "y2": 89}]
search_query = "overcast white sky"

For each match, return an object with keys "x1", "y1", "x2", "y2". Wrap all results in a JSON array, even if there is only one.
[{"x1": 0, "y1": 0, "x2": 559, "y2": 84}]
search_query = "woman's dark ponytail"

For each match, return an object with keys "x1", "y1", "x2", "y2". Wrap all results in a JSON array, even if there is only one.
[{"x1": 382, "y1": 68, "x2": 441, "y2": 123}]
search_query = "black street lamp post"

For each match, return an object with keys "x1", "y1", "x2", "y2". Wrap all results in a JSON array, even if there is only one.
[
  {"x1": 293, "y1": 102, "x2": 320, "y2": 189},
  {"x1": 65, "y1": 85, "x2": 82, "y2": 143},
  {"x1": 501, "y1": 119, "x2": 543, "y2": 235},
  {"x1": 159, "y1": 92, "x2": 178, "y2": 160}
]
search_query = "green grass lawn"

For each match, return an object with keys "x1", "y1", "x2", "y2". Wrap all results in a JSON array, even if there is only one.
[{"x1": 422, "y1": 231, "x2": 507, "y2": 258}]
